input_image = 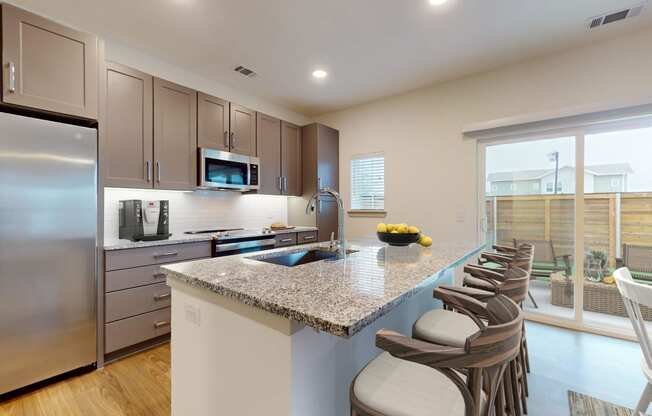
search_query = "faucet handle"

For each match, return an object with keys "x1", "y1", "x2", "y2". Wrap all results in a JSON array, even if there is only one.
[{"x1": 330, "y1": 232, "x2": 335, "y2": 247}]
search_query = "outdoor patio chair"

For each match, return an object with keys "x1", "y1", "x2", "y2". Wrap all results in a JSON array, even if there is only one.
[
  {"x1": 514, "y1": 239, "x2": 572, "y2": 278},
  {"x1": 621, "y1": 244, "x2": 652, "y2": 283},
  {"x1": 614, "y1": 267, "x2": 652, "y2": 416}
]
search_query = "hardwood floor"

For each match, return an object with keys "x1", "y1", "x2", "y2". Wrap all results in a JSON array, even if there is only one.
[{"x1": 0, "y1": 344, "x2": 170, "y2": 416}]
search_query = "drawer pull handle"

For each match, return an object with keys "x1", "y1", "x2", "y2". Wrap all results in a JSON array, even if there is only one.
[
  {"x1": 153, "y1": 320, "x2": 170, "y2": 329},
  {"x1": 280, "y1": 238, "x2": 293, "y2": 243},
  {"x1": 303, "y1": 236, "x2": 315, "y2": 240},
  {"x1": 153, "y1": 272, "x2": 167, "y2": 279},
  {"x1": 153, "y1": 251, "x2": 178, "y2": 258},
  {"x1": 154, "y1": 293, "x2": 171, "y2": 301}
]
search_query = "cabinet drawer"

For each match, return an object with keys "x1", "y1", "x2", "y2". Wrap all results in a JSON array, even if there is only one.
[
  {"x1": 105, "y1": 282, "x2": 171, "y2": 323},
  {"x1": 105, "y1": 265, "x2": 167, "y2": 293},
  {"x1": 105, "y1": 242, "x2": 211, "y2": 271},
  {"x1": 275, "y1": 233, "x2": 297, "y2": 247},
  {"x1": 297, "y1": 231, "x2": 317, "y2": 244},
  {"x1": 105, "y1": 308, "x2": 171, "y2": 353}
]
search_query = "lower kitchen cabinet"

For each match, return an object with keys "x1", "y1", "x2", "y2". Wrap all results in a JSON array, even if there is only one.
[
  {"x1": 103, "y1": 241, "x2": 211, "y2": 360},
  {"x1": 274, "y1": 230, "x2": 317, "y2": 248}
]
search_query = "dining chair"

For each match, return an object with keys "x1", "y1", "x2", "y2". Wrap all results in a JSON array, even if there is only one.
[{"x1": 614, "y1": 267, "x2": 652, "y2": 416}]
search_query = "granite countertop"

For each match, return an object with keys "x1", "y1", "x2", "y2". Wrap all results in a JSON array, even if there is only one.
[
  {"x1": 103, "y1": 226, "x2": 319, "y2": 251},
  {"x1": 163, "y1": 239, "x2": 483, "y2": 337}
]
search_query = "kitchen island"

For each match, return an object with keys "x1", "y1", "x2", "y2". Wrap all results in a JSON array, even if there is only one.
[{"x1": 163, "y1": 239, "x2": 482, "y2": 416}]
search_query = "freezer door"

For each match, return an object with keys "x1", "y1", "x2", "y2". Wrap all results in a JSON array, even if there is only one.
[{"x1": 0, "y1": 113, "x2": 97, "y2": 394}]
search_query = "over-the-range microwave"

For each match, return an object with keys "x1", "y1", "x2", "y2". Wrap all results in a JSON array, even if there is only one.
[{"x1": 198, "y1": 148, "x2": 260, "y2": 192}]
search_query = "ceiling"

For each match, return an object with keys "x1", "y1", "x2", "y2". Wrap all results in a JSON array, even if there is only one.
[{"x1": 11, "y1": 0, "x2": 652, "y2": 116}]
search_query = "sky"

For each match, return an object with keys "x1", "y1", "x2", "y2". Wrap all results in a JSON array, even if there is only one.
[{"x1": 485, "y1": 126, "x2": 652, "y2": 193}]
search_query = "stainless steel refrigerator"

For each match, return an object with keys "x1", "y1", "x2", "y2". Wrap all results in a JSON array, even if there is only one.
[{"x1": 0, "y1": 112, "x2": 97, "y2": 395}]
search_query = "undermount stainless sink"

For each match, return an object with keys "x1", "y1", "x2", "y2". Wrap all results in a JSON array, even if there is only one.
[{"x1": 249, "y1": 248, "x2": 357, "y2": 267}]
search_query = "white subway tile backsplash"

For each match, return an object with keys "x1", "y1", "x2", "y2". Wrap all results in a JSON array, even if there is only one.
[{"x1": 104, "y1": 188, "x2": 288, "y2": 241}]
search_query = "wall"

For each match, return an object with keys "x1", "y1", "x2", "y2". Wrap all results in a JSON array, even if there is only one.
[
  {"x1": 104, "y1": 188, "x2": 288, "y2": 242},
  {"x1": 315, "y1": 28, "x2": 652, "y2": 243}
]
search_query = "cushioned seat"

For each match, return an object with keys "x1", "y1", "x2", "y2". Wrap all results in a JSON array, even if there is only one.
[
  {"x1": 354, "y1": 352, "x2": 486, "y2": 416},
  {"x1": 464, "y1": 276, "x2": 497, "y2": 291},
  {"x1": 413, "y1": 309, "x2": 479, "y2": 347}
]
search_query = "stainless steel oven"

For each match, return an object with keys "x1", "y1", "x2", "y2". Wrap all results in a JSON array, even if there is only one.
[{"x1": 199, "y1": 148, "x2": 260, "y2": 191}]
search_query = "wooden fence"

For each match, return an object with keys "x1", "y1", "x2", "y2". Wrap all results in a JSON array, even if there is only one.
[{"x1": 485, "y1": 193, "x2": 652, "y2": 267}]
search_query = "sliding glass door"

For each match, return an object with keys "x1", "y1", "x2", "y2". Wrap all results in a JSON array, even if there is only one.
[
  {"x1": 582, "y1": 126, "x2": 652, "y2": 332},
  {"x1": 480, "y1": 121, "x2": 652, "y2": 336},
  {"x1": 484, "y1": 136, "x2": 576, "y2": 320}
]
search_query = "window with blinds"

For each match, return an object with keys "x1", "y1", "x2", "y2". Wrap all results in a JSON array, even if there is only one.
[{"x1": 350, "y1": 153, "x2": 385, "y2": 210}]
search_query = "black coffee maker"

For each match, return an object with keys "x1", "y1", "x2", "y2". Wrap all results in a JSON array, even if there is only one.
[{"x1": 119, "y1": 200, "x2": 171, "y2": 241}]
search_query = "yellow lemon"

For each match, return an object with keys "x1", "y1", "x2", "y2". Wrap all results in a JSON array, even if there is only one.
[
  {"x1": 397, "y1": 224, "x2": 409, "y2": 234},
  {"x1": 377, "y1": 223, "x2": 387, "y2": 233},
  {"x1": 408, "y1": 226, "x2": 420, "y2": 234},
  {"x1": 419, "y1": 235, "x2": 433, "y2": 247},
  {"x1": 385, "y1": 224, "x2": 395, "y2": 232},
  {"x1": 390, "y1": 230, "x2": 399, "y2": 234}
]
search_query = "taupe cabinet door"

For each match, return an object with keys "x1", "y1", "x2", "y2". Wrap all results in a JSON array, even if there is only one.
[
  {"x1": 281, "y1": 121, "x2": 302, "y2": 196},
  {"x1": 198, "y1": 92, "x2": 229, "y2": 151},
  {"x1": 104, "y1": 63, "x2": 153, "y2": 188},
  {"x1": 230, "y1": 104, "x2": 256, "y2": 156},
  {"x1": 153, "y1": 78, "x2": 197, "y2": 191},
  {"x1": 1, "y1": 4, "x2": 98, "y2": 119},
  {"x1": 317, "y1": 124, "x2": 339, "y2": 191},
  {"x1": 256, "y1": 113, "x2": 282, "y2": 195}
]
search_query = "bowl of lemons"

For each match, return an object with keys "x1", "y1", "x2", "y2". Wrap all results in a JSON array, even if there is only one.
[{"x1": 376, "y1": 223, "x2": 433, "y2": 247}]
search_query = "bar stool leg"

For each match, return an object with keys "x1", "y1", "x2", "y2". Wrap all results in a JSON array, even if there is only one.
[{"x1": 510, "y1": 360, "x2": 524, "y2": 416}]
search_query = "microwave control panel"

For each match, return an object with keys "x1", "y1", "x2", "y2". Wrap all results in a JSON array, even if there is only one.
[{"x1": 250, "y1": 164, "x2": 259, "y2": 186}]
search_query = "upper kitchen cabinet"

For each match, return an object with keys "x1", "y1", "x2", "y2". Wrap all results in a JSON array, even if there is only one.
[
  {"x1": 256, "y1": 113, "x2": 282, "y2": 195},
  {"x1": 153, "y1": 78, "x2": 197, "y2": 191},
  {"x1": 103, "y1": 62, "x2": 153, "y2": 188},
  {"x1": 302, "y1": 123, "x2": 339, "y2": 193},
  {"x1": 230, "y1": 104, "x2": 256, "y2": 156},
  {"x1": 281, "y1": 121, "x2": 302, "y2": 196},
  {"x1": 197, "y1": 92, "x2": 229, "y2": 151},
  {"x1": 1, "y1": 3, "x2": 98, "y2": 119}
]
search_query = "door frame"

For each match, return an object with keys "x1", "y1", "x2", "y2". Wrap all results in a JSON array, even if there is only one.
[{"x1": 477, "y1": 118, "x2": 652, "y2": 340}]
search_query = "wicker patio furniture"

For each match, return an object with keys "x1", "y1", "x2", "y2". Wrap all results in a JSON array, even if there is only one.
[
  {"x1": 514, "y1": 239, "x2": 572, "y2": 278},
  {"x1": 550, "y1": 273, "x2": 652, "y2": 320},
  {"x1": 621, "y1": 244, "x2": 652, "y2": 283}
]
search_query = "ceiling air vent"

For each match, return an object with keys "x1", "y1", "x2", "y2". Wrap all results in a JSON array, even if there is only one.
[
  {"x1": 234, "y1": 65, "x2": 257, "y2": 78},
  {"x1": 587, "y1": 3, "x2": 647, "y2": 29}
]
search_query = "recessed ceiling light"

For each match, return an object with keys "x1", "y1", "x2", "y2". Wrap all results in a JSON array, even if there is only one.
[
  {"x1": 429, "y1": 0, "x2": 448, "y2": 5},
  {"x1": 312, "y1": 70, "x2": 328, "y2": 79}
]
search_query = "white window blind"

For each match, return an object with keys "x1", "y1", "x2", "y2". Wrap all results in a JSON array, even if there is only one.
[{"x1": 351, "y1": 153, "x2": 385, "y2": 210}]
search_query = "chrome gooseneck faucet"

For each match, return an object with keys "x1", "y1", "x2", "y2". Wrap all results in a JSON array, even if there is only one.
[{"x1": 306, "y1": 187, "x2": 345, "y2": 252}]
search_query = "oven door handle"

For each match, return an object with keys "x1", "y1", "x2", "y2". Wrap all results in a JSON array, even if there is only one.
[{"x1": 214, "y1": 238, "x2": 277, "y2": 253}]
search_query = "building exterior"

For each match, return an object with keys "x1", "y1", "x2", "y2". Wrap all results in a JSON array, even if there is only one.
[{"x1": 487, "y1": 163, "x2": 633, "y2": 196}]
